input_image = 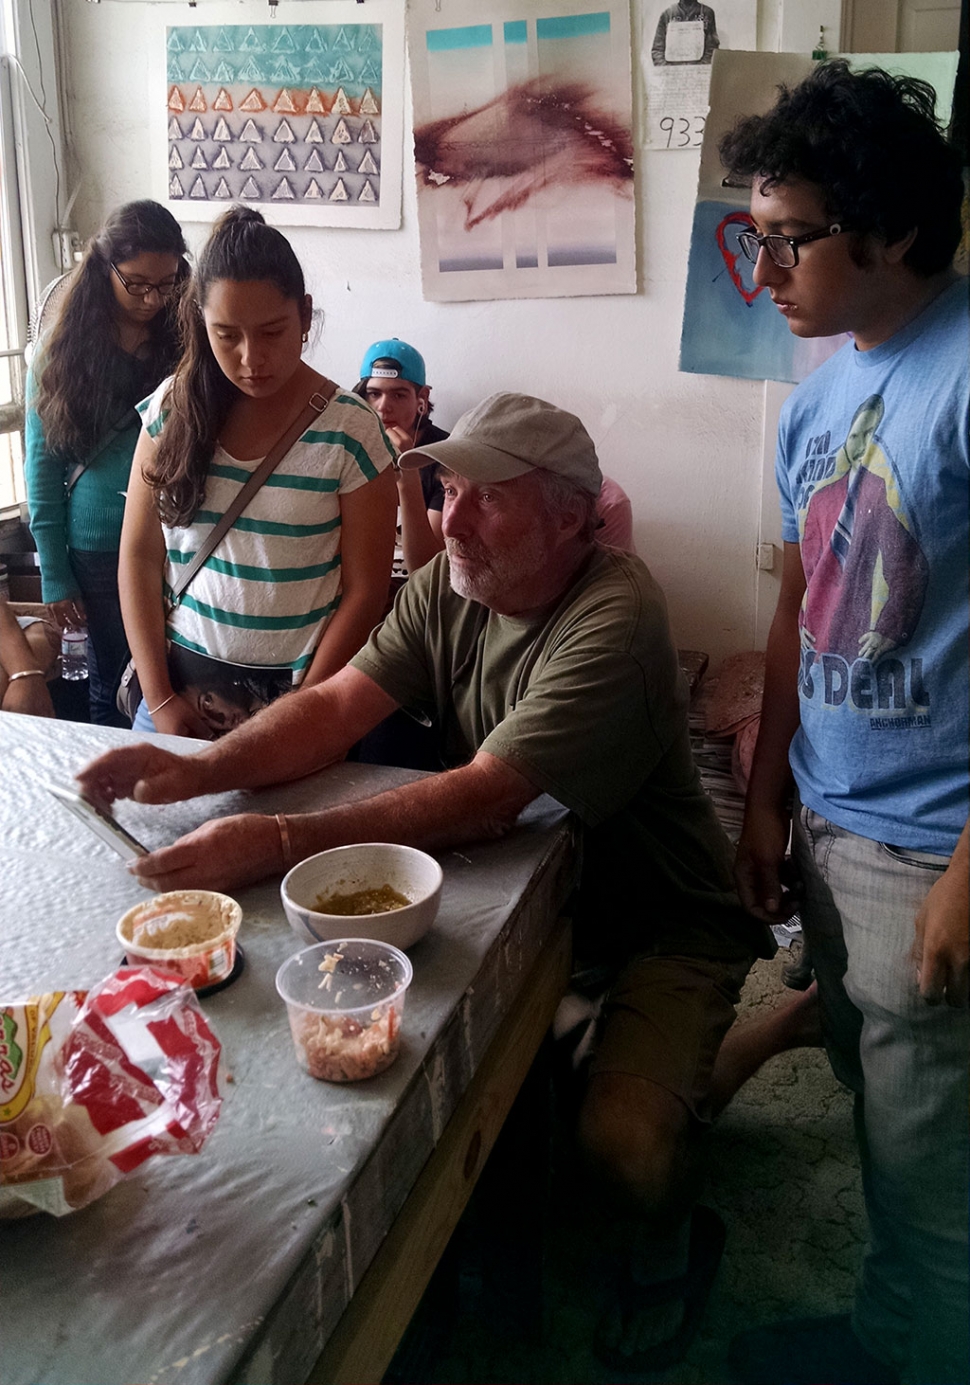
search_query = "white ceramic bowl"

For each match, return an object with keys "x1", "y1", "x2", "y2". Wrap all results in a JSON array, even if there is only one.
[{"x1": 280, "y1": 843, "x2": 443, "y2": 950}]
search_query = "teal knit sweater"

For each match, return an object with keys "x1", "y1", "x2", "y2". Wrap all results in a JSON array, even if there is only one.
[{"x1": 24, "y1": 364, "x2": 145, "y2": 603}]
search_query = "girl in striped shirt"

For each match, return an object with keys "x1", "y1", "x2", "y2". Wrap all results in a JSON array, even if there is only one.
[{"x1": 120, "y1": 207, "x2": 397, "y2": 738}]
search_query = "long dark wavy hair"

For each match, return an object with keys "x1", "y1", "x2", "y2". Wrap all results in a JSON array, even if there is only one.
[
  {"x1": 147, "y1": 206, "x2": 309, "y2": 526},
  {"x1": 34, "y1": 200, "x2": 188, "y2": 455}
]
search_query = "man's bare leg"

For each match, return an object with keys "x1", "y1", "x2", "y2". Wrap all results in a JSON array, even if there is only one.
[
  {"x1": 710, "y1": 981, "x2": 822, "y2": 1116},
  {"x1": 579, "y1": 1071, "x2": 715, "y2": 1362}
]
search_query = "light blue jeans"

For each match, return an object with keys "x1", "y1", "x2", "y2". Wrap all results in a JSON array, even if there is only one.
[
  {"x1": 792, "y1": 804, "x2": 969, "y2": 1385},
  {"x1": 131, "y1": 698, "x2": 158, "y2": 734}
]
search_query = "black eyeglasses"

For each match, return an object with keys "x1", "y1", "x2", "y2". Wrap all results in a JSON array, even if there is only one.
[
  {"x1": 111, "y1": 264, "x2": 180, "y2": 300},
  {"x1": 736, "y1": 223, "x2": 849, "y2": 269}
]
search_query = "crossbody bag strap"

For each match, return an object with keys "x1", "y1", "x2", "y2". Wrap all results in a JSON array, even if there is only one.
[
  {"x1": 65, "y1": 411, "x2": 137, "y2": 495},
  {"x1": 169, "y1": 379, "x2": 338, "y2": 607}
]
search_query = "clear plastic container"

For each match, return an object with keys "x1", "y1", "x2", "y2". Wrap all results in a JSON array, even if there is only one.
[
  {"x1": 59, "y1": 628, "x2": 89, "y2": 680},
  {"x1": 275, "y1": 939, "x2": 412, "y2": 1082}
]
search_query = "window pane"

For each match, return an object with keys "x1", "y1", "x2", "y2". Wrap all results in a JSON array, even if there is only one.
[{"x1": 0, "y1": 126, "x2": 26, "y2": 510}]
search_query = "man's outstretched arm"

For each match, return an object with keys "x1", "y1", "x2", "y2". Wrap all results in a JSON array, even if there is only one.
[
  {"x1": 76, "y1": 665, "x2": 399, "y2": 809},
  {"x1": 119, "y1": 751, "x2": 540, "y2": 894}
]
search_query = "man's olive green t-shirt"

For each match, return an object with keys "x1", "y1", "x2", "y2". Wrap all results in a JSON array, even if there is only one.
[{"x1": 351, "y1": 547, "x2": 768, "y2": 964}]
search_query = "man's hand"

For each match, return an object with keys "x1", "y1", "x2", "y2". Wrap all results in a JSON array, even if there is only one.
[
  {"x1": 912, "y1": 855, "x2": 969, "y2": 1007},
  {"x1": 76, "y1": 743, "x2": 210, "y2": 811},
  {"x1": 384, "y1": 423, "x2": 419, "y2": 455},
  {"x1": 735, "y1": 803, "x2": 799, "y2": 922},
  {"x1": 127, "y1": 813, "x2": 282, "y2": 893}
]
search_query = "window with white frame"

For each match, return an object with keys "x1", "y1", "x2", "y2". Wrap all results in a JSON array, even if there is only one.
[
  {"x1": 0, "y1": 0, "x2": 64, "y2": 511},
  {"x1": 0, "y1": 47, "x2": 27, "y2": 510}
]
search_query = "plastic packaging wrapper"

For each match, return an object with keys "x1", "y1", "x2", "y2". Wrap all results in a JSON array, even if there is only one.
[{"x1": 0, "y1": 967, "x2": 222, "y2": 1217}]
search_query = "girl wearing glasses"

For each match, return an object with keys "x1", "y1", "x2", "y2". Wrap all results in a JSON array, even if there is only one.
[
  {"x1": 120, "y1": 206, "x2": 397, "y2": 739},
  {"x1": 25, "y1": 200, "x2": 189, "y2": 724}
]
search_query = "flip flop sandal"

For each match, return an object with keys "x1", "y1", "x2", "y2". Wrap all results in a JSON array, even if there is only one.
[{"x1": 593, "y1": 1205, "x2": 727, "y2": 1373}]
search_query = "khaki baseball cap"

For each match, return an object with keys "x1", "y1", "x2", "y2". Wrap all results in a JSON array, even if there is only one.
[{"x1": 398, "y1": 392, "x2": 603, "y2": 496}]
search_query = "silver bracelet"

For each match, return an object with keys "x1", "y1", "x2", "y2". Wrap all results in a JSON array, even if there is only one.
[
  {"x1": 147, "y1": 692, "x2": 177, "y2": 717},
  {"x1": 7, "y1": 669, "x2": 46, "y2": 682}
]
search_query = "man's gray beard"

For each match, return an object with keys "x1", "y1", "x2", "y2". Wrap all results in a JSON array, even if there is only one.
[
  {"x1": 446, "y1": 534, "x2": 549, "y2": 607},
  {"x1": 447, "y1": 556, "x2": 495, "y2": 604}
]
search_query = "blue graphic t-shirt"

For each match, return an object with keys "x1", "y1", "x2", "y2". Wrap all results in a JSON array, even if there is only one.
[{"x1": 777, "y1": 278, "x2": 969, "y2": 852}]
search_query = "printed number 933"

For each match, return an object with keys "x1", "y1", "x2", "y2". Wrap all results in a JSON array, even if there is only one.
[{"x1": 658, "y1": 115, "x2": 706, "y2": 148}]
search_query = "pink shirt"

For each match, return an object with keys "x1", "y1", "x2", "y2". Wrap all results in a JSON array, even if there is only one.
[{"x1": 596, "y1": 476, "x2": 635, "y2": 553}]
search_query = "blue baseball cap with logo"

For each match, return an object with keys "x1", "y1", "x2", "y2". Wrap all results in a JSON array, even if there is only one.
[{"x1": 359, "y1": 338, "x2": 427, "y2": 387}]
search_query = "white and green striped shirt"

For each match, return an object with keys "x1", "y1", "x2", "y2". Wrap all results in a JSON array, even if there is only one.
[{"x1": 138, "y1": 381, "x2": 394, "y2": 679}]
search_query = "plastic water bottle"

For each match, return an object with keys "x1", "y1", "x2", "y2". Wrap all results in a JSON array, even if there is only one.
[{"x1": 60, "y1": 628, "x2": 89, "y2": 681}]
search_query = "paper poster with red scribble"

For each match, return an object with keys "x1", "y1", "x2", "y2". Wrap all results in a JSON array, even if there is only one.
[
  {"x1": 408, "y1": 0, "x2": 636, "y2": 302},
  {"x1": 680, "y1": 48, "x2": 958, "y2": 383}
]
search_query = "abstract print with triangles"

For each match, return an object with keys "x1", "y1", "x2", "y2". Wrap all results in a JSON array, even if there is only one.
[{"x1": 166, "y1": 23, "x2": 383, "y2": 214}]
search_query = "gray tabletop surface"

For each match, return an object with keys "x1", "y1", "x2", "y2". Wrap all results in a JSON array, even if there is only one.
[{"x1": 0, "y1": 713, "x2": 577, "y2": 1385}]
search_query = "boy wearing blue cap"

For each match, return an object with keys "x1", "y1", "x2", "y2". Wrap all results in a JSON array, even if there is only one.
[{"x1": 355, "y1": 339, "x2": 450, "y2": 573}]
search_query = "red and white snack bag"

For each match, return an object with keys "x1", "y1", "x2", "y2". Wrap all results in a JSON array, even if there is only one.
[{"x1": 0, "y1": 966, "x2": 221, "y2": 1217}]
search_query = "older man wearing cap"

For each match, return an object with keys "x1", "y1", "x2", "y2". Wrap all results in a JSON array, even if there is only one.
[
  {"x1": 354, "y1": 337, "x2": 451, "y2": 574},
  {"x1": 357, "y1": 340, "x2": 636, "y2": 573},
  {"x1": 77, "y1": 392, "x2": 770, "y2": 1371}
]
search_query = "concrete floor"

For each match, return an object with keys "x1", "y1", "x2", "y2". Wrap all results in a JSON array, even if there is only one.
[{"x1": 392, "y1": 947, "x2": 866, "y2": 1384}]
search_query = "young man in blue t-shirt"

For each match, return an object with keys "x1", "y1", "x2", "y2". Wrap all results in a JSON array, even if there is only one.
[{"x1": 720, "y1": 60, "x2": 968, "y2": 1385}]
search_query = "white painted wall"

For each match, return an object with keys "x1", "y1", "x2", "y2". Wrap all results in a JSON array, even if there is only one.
[{"x1": 56, "y1": 0, "x2": 834, "y2": 664}]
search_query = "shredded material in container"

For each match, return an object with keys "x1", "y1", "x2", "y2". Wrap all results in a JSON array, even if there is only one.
[
  {"x1": 294, "y1": 1005, "x2": 400, "y2": 1081},
  {"x1": 313, "y1": 884, "x2": 410, "y2": 916}
]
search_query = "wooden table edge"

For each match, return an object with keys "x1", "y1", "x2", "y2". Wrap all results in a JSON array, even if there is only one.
[{"x1": 304, "y1": 919, "x2": 573, "y2": 1385}]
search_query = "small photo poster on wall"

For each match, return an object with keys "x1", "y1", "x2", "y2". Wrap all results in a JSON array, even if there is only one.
[
  {"x1": 409, "y1": 0, "x2": 636, "y2": 302},
  {"x1": 640, "y1": 0, "x2": 756, "y2": 152},
  {"x1": 152, "y1": 0, "x2": 404, "y2": 228}
]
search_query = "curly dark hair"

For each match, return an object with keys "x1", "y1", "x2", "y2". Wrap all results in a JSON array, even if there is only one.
[
  {"x1": 34, "y1": 200, "x2": 188, "y2": 455},
  {"x1": 147, "y1": 205, "x2": 309, "y2": 526},
  {"x1": 718, "y1": 60, "x2": 964, "y2": 276}
]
